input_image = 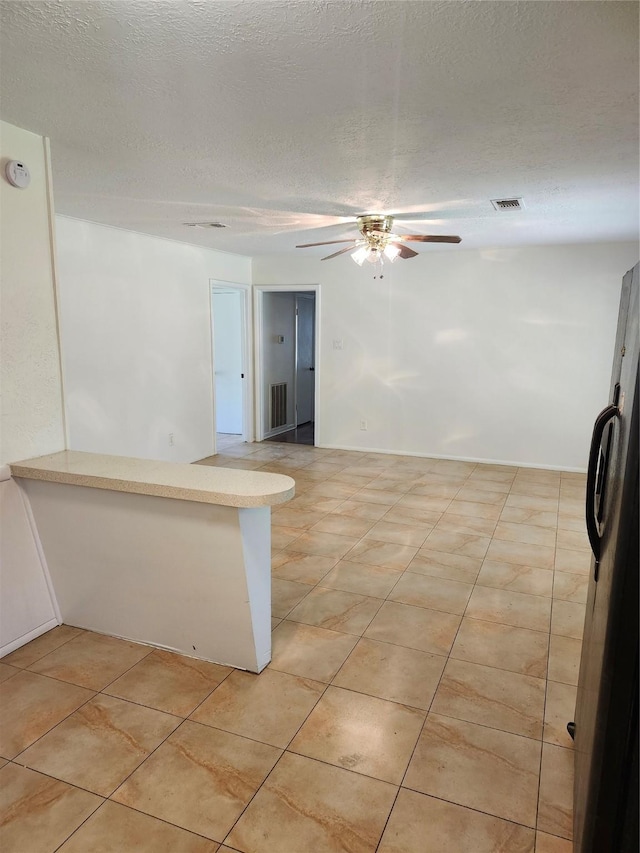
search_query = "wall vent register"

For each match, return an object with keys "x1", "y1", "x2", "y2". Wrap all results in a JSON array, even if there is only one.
[
  {"x1": 491, "y1": 197, "x2": 524, "y2": 211},
  {"x1": 270, "y1": 382, "x2": 288, "y2": 429}
]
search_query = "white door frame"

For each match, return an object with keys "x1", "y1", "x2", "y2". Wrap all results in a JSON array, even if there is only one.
[
  {"x1": 253, "y1": 284, "x2": 320, "y2": 444},
  {"x1": 210, "y1": 280, "x2": 254, "y2": 450}
]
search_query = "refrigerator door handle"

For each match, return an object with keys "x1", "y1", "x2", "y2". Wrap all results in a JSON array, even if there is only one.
[{"x1": 585, "y1": 403, "x2": 619, "y2": 564}]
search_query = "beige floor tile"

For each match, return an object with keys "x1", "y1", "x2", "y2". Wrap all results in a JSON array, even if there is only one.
[
  {"x1": 544, "y1": 682, "x2": 577, "y2": 749},
  {"x1": 103, "y1": 649, "x2": 231, "y2": 717},
  {"x1": 112, "y1": 721, "x2": 280, "y2": 842},
  {"x1": 332, "y1": 499, "x2": 389, "y2": 521},
  {"x1": 0, "y1": 662, "x2": 19, "y2": 683},
  {"x1": 271, "y1": 617, "x2": 281, "y2": 630},
  {"x1": 364, "y1": 519, "x2": 432, "y2": 547},
  {"x1": 19, "y1": 694, "x2": 179, "y2": 796},
  {"x1": 553, "y1": 572, "x2": 589, "y2": 603},
  {"x1": 466, "y1": 586, "x2": 551, "y2": 632},
  {"x1": 506, "y1": 493, "x2": 559, "y2": 513},
  {"x1": 390, "y1": 572, "x2": 473, "y2": 615},
  {"x1": 455, "y1": 487, "x2": 507, "y2": 505},
  {"x1": 28, "y1": 631, "x2": 152, "y2": 691},
  {"x1": 271, "y1": 577, "x2": 313, "y2": 617},
  {"x1": 554, "y1": 549, "x2": 591, "y2": 575},
  {"x1": 551, "y1": 601, "x2": 586, "y2": 640},
  {"x1": 446, "y1": 499, "x2": 503, "y2": 521},
  {"x1": 2, "y1": 625, "x2": 83, "y2": 669},
  {"x1": 191, "y1": 668, "x2": 324, "y2": 747},
  {"x1": 270, "y1": 621, "x2": 358, "y2": 682},
  {"x1": 307, "y1": 482, "x2": 361, "y2": 500},
  {"x1": 434, "y1": 459, "x2": 477, "y2": 476},
  {"x1": 396, "y1": 494, "x2": 452, "y2": 513},
  {"x1": 423, "y1": 529, "x2": 491, "y2": 558},
  {"x1": 382, "y1": 509, "x2": 444, "y2": 531},
  {"x1": 451, "y1": 618, "x2": 549, "y2": 678},
  {"x1": 353, "y1": 487, "x2": 403, "y2": 506},
  {"x1": 477, "y1": 560, "x2": 554, "y2": 596},
  {"x1": 333, "y1": 638, "x2": 446, "y2": 710},
  {"x1": 558, "y1": 500, "x2": 583, "y2": 518},
  {"x1": 556, "y1": 529, "x2": 590, "y2": 552},
  {"x1": 557, "y1": 513, "x2": 587, "y2": 533},
  {"x1": 378, "y1": 788, "x2": 535, "y2": 853},
  {"x1": 487, "y1": 538, "x2": 555, "y2": 570},
  {"x1": 271, "y1": 525, "x2": 302, "y2": 550},
  {"x1": 462, "y1": 477, "x2": 511, "y2": 494},
  {"x1": 0, "y1": 671, "x2": 94, "y2": 759},
  {"x1": 311, "y1": 514, "x2": 375, "y2": 538},
  {"x1": 58, "y1": 801, "x2": 219, "y2": 852},
  {"x1": 431, "y1": 658, "x2": 545, "y2": 739},
  {"x1": 494, "y1": 521, "x2": 557, "y2": 548},
  {"x1": 410, "y1": 549, "x2": 482, "y2": 584},
  {"x1": 538, "y1": 743, "x2": 574, "y2": 840},
  {"x1": 319, "y1": 560, "x2": 403, "y2": 598},
  {"x1": 226, "y1": 751, "x2": 396, "y2": 853},
  {"x1": 289, "y1": 494, "x2": 345, "y2": 513},
  {"x1": 364, "y1": 601, "x2": 461, "y2": 656},
  {"x1": 287, "y1": 587, "x2": 382, "y2": 635},
  {"x1": 290, "y1": 686, "x2": 424, "y2": 784},
  {"x1": 0, "y1": 764, "x2": 102, "y2": 853},
  {"x1": 470, "y1": 465, "x2": 517, "y2": 482},
  {"x1": 408, "y1": 481, "x2": 460, "y2": 499},
  {"x1": 271, "y1": 504, "x2": 325, "y2": 530},
  {"x1": 511, "y1": 481, "x2": 560, "y2": 499},
  {"x1": 288, "y1": 530, "x2": 360, "y2": 558},
  {"x1": 434, "y1": 512, "x2": 497, "y2": 536},
  {"x1": 271, "y1": 551, "x2": 338, "y2": 583},
  {"x1": 548, "y1": 635, "x2": 582, "y2": 686},
  {"x1": 346, "y1": 540, "x2": 419, "y2": 570},
  {"x1": 404, "y1": 713, "x2": 541, "y2": 827},
  {"x1": 500, "y1": 506, "x2": 558, "y2": 529},
  {"x1": 535, "y1": 831, "x2": 574, "y2": 852}
]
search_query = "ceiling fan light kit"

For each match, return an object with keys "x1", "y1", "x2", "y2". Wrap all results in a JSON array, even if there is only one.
[{"x1": 296, "y1": 213, "x2": 461, "y2": 276}]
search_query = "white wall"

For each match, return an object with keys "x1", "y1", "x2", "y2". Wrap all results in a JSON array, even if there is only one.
[
  {"x1": 262, "y1": 291, "x2": 296, "y2": 436},
  {"x1": 1, "y1": 120, "x2": 64, "y2": 654},
  {"x1": 55, "y1": 217, "x2": 251, "y2": 463},
  {"x1": 253, "y1": 242, "x2": 639, "y2": 470}
]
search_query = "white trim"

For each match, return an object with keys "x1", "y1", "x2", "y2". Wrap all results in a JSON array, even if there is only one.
[
  {"x1": 318, "y1": 443, "x2": 587, "y2": 473},
  {"x1": 0, "y1": 618, "x2": 60, "y2": 659},
  {"x1": 44, "y1": 136, "x2": 68, "y2": 449},
  {"x1": 210, "y1": 280, "x2": 254, "y2": 449},
  {"x1": 253, "y1": 284, "x2": 320, "y2": 444},
  {"x1": 16, "y1": 479, "x2": 62, "y2": 623}
]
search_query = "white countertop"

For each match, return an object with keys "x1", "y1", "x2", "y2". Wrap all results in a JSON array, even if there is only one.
[{"x1": 10, "y1": 450, "x2": 295, "y2": 508}]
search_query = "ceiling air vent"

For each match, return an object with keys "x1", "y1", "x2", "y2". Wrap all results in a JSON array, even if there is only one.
[
  {"x1": 184, "y1": 222, "x2": 227, "y2": 228},
  {"x1": 491, "y1": 198, "x2": 524, "y2": 211}
]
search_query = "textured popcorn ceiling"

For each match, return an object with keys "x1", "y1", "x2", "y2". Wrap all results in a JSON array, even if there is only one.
[{"x1": 1, "y1": 0, "x2": 638, "y2": 255}]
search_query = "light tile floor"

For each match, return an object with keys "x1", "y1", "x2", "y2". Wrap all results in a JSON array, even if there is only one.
[{"x1": 0, "y1": 441, "x2": 587, "y2": 852}]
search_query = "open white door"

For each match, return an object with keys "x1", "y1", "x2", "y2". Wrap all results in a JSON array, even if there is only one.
[{"x1": 296, "y1": 294, "x2": 315, "y2": 425}]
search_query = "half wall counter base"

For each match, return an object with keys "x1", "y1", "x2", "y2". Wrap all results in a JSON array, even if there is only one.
[{"x1": 10, "y1": 451, "x2": 295, "y2": 673}]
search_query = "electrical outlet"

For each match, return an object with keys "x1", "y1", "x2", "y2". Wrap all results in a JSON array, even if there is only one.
[
  {"x1": 168, "y1": 433, "x2": 174, "y2": 446},
  {"x1": 333, "y1": 339, "x2": 343, "y2": 350},
  {"x1": 360, "y1": 420, "x2": 367, "y2": 430}
]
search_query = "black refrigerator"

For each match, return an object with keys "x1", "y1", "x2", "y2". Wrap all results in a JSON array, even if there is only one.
[{"x1": 573, "y1": 261, "x2": 639, "y2": 852}]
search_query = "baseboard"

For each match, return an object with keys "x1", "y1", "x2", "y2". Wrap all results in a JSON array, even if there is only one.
[
  {"x1": 0, "y1": 617, "x2": 60, "y2": 659},
  {"x1": 316, "y1": 443, "x2": 587, "y2": 474}
]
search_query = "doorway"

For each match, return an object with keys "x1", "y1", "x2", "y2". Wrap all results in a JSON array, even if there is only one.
[
  {"x1": 210, "y1": 281, "x2": 252, "y2": 450},
  {"x1": 254, "y1": 286, "x2": 319, "y2": 445}
]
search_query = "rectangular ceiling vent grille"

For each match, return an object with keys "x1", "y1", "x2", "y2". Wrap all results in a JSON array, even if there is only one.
[
  {"x1": 184, "y1": 222, "x2": 227, "y2": 228},
  {"x1": 491, "y1": 198, "x2": 524, "y2": 211}
]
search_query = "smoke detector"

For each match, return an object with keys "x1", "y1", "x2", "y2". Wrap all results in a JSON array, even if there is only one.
[
  {"x1": 183, "y1": 222, "x2": 227, "y2": 228},
  {"x1": 491, "y1": 198, "x2": 525, "y2": 211}
]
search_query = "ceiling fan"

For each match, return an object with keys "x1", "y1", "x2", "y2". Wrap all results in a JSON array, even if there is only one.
[{"x1": 296, "y1": 214, "x2": 461, "y2": 266}]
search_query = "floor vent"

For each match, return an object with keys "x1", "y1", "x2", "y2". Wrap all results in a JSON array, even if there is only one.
[
  {"x1": 270, "y1": 383, "x2": 288, "y2": 429},
  {"x1": 491, "y1": 197, "x2": 524, "y2": 211}
]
